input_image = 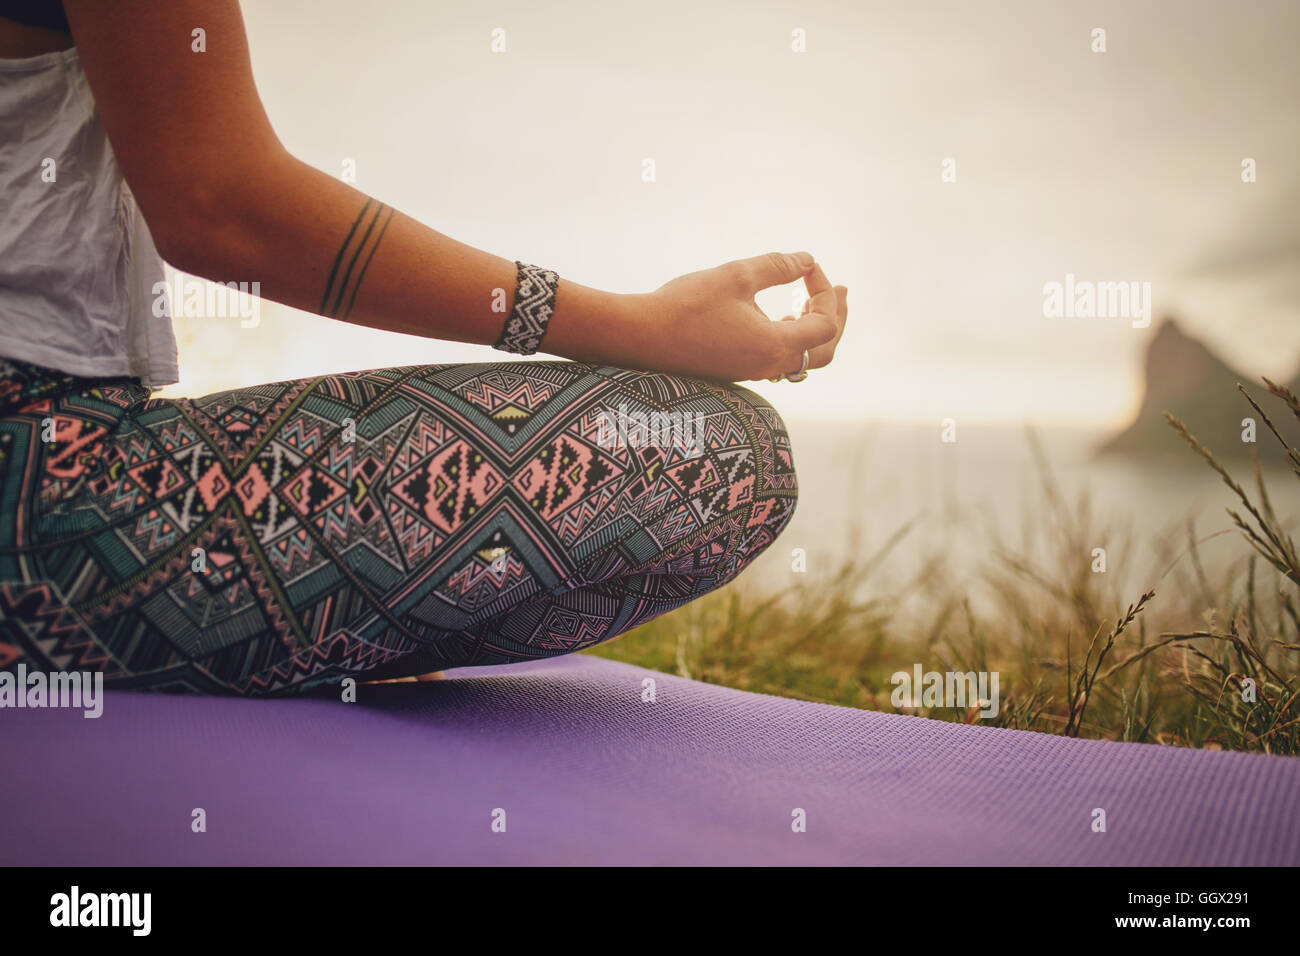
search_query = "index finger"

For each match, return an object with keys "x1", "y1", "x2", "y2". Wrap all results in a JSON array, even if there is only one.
[{"x1": 802, "y1": 263, "x2": 837, "y2": 323}]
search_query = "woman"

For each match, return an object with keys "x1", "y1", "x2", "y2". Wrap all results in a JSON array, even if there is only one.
[{"x1": 0, "y1": 0, "x2": 848, "y2": 694}]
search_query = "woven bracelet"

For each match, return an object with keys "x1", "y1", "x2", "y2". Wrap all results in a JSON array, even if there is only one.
[{"x1": 495, "y1": 261, "x2": 559, "y2": 355}]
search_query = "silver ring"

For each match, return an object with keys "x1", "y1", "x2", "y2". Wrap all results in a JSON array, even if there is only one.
[{"x1": 771, "y1": 349, "x2": 810, "y2": 383}]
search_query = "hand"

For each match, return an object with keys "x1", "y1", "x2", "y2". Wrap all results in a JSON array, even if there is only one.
[{"x1": 641, "y1": 252, "x2": 848, "y2": 382}]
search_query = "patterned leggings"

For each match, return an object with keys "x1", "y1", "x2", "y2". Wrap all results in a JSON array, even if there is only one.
[{"x1": 0, "y1": 357, "x2": 797, "y2": 695}]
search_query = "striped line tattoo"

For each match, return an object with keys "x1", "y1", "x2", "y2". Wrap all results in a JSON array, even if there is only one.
[{"x1": 319, "y1": 199, "x2": 395, "y2": 319}]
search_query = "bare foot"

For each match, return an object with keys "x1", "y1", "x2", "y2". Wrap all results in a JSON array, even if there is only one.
[{"x1": 363, "y1": 671, "x2": 445, "y2": 684}]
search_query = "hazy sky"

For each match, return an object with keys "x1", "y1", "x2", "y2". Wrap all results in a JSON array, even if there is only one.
[{"x1": 161, "y1": 0, "x2": 1300, "y2": 427}]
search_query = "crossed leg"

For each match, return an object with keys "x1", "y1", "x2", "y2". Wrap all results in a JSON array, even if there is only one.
[{"x1": 0, "y1": 361, "x2": 798, "y2": 695}]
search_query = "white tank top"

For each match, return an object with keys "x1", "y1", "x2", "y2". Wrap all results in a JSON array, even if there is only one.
[{"x1": 0, "y1": 47, "x2": 178, "y2": 387}]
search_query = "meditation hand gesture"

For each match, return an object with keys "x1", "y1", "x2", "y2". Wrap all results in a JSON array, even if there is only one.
[{"x1": 640, "y1": 252, "x2": 849, "y2": 382}]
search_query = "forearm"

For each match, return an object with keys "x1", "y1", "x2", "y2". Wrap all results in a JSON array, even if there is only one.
[
  {"x1": 163, "y1": 151, "x2": 653, "y2": 366},
  {"x1": 61, "y1": 0, "x2": 845, "y2": 384}
]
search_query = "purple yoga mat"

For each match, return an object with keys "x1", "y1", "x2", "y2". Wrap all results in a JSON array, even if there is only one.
[{"x1": 2, "y1": 654, "x2": 1297, "y2": 865}]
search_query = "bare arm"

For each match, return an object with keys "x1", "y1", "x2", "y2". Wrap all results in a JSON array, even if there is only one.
[{"x1": 63, "y1": 0, "x2": 846, "y2": 381}]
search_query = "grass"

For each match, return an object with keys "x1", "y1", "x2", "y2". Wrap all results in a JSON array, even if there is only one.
[{"x1": 587, "y1": 379, "x2": 1300, "y2": 754}]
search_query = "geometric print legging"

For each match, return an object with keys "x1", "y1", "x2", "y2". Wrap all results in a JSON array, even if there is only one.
[{"x1": 0, "y1": 356, "x2": 797, "y2": 695}]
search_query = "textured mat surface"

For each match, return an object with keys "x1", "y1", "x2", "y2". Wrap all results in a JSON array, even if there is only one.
[{"x1": 2, "y1": 654, "x2": 1298, "y2": 865}]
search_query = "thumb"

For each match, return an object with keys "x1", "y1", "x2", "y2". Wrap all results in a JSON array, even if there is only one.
[{"x1": 735, "y1": 251, "x2": 815, "y2": 291}]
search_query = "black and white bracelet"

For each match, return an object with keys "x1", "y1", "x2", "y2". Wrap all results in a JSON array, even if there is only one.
[{"x1": 495, "y1": 261, "x2": 560, "y2": 355}]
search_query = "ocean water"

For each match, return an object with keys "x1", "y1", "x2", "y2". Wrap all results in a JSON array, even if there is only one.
[{"x1": 741, "y1": 420, "x2": 1298, "y2": 604}]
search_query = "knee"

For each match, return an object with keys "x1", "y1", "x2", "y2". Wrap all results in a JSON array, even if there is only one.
[
  {"x1": 710, "y1": 380, "x2": 798, "y2": 539},
  {"x1": 635, "y1": 376, "x2": 797, "y2": 582},
  {"x1": 580, "y1": 367, "x2": 798, "y2": 583}
]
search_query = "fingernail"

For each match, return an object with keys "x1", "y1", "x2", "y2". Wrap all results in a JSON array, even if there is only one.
[{"x1": 795, "y1": 252, "x2": 814, "y2": 267}]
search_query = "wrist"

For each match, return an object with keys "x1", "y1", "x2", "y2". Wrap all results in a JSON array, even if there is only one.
[
  {"x1": 543, "y1": 282, "x2": 654, "y2": 369},
  {"x1": 607, "y1": 291, "x2": 656, "y2": 367}
]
